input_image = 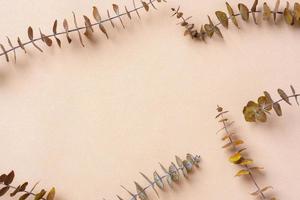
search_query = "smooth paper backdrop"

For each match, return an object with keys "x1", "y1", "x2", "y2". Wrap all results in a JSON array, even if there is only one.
[{"x1": 0, "y1": 0, "x2": 300, "y2": 199}]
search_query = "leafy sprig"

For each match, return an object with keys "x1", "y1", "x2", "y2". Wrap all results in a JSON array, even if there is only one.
[
  {"x1": 243, "y1": 85, "x2": 300, "y2": 122},
  {"x1": 106, "y1": 153, "x2": 201, "y2": 200},
  {"x1": 216, "y1": 106, "x2": 276, "y2": 200},
  {"x1": 171, "y1": 0, "x2": 300, "y2": 41},
  {"x1": 0, "y1": 0, "x2": 166, "y2": 63},
  {"x1": 0, "y1": 170, "x2": 55, "y2": 200}
]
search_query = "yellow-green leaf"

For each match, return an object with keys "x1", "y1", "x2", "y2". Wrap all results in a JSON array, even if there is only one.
[
  {"x1": 284, "y1": 2, "x2": 294, "y2": 25},
  {"x1": 263, "y1": 3, "x2": 272, "y2": 20},
  {"x1": 235, "y1": 169, "x2": 250, "y2": 176},
  {"x1": 229, "y1": 152, "x2": 242, "y2": 164},
  {"x1": 294, "y1": 3, "x2": 300, "y2": 22},
  {"x1": 34, "y1": 189, "x2": 46, "y2": 200},
  {"x1": 46, "y1": 187, "x2": 55, "y2": 200},
  {"x1": 238, "y1": 3, "x2": 249, "y2": 21},
  {"x1": 215, "y1": 11, "x2": 228, "y2": 28},
  {"x1": 226, "y1": 2, "x2": 239, "y2": 28}
]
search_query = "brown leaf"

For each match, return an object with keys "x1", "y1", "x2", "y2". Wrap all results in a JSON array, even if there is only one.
[
  {"x1": 4, "y1": 170, "x2": 14, "y2": 185},
  {"x1": 39, "y1": 29, "x2": 53, "y2": 47},
  {"x1": 132, "y1": 0, "x2": 141, "y2": 19},
  {"x1": 290, "y1": 85, "x2": 299, "y2": 105},
  {"x1": 17, "y1": 37, "x2": 27, "y2": 53},
  {"x1": 135, "y1": 182, "x2": 148, "y2": 200},
  {"x1": 6, "y1": 37, "x2": 16, "y2": 62},
  {"x1": 263, "y1": 3, "x2": 272, "y2": 20},
  {"x1": 0, "y1": 186, "x2": 10, "y2": 197},
  {"x1": 226, "y1": 2, "x2": 239, "y2": 28},
  {"x1": 273, "y1": 102, "x2": 282, "y2": 116},
  {"x1": 52, "y1": 20, "x2": 61, "y2": 47},
  {"x1": 113, "y1": 4, "x2": 125, "y2": 28},
  {"x1": 63, "y1": 19, "x2": 72, "y2": 43},
  {"x1": 10, "y1": 185, "x2": 21, "y2": 197},
  {"x1": 0, "y1": 43, "x2": 9, "y2": 62},
  {"x1": 141, "y1": 1, "x2": 149, "y2": 11},
  {"x1": 107, "y1": 10, "x2": 115, "y2": 28},
  {"x1": 46, "y1": 187, "x2": 55, "y2": 200},
  {"x1": 125, "y1": 6, "x2": 132, "y2": 19},
  {"x1": 27, "y1": 27, "x2": 43, "y2": 52},
  {"x1": 215, "y1": 11, "x2": 228, "y2": 28},
  {"x1": 93, "y1": 6, "x2": 101, "y2": 22},
  {"x1": 19, "y1": 182, "x2": 28, "y2": 192},
  {"x1": 204, "y1": 24, "x2": 214, "y2": 37},
  {"x1": 284, "y1": 2, "x2": 294, "y2": 25},
  {"x1": 0, "y1": 174, "x2": 6, "y2": 183},
  {"x1": 278, "y1": 89, "x2": 291, "y2": 105},
  {"x1": 274, "y1": 0, "x2": 280, "y2": 22},
  {"x1": 238, "y1": 3, "x2": 249, "y2": 21},
  {"x1": 83, "y1": 15, "x2": 94, "y2": 38},
  {"x1": 251, "y1": 0, "x2": 258, "y2": 24},
  {"x1": 294, "y1": 2, "x2": 300, "y2": 22},
  {"x1": 72, "y1": 12, "x2": 84, "y2": 47},
  {"x1": 19, "y1": 193, "x2": 30, "y2": 200},
  {"x1": 34, "y1": 189, "x2": 46, "y2": 200}
]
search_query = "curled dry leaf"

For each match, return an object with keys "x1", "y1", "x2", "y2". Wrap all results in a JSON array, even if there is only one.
[
  {"x1": 28, "y1": 26, "x2": 43, "y2": 52},
  {"x1": 39, "y1": 29, "x2": 53, "y2": 47},
  {"x1": 251, "y1": 0, "x2": 258, "y2": 24},
  {"x1": 93, "y1": 6, "x2": 109, "y2": 39},
  {"x1": 263, "y1": 3, "x2": 272, "y2": 20},
  {"x1": 83, "y1": 15, "x2": 94, "y2": 38},
  {"x1": 226, "y1": 2, "x2": 239, "y2": 28},
  {"x1": 0, "y1": 43, "x2": 9, "y2": 62},
  {"x1": 113, "y1": 4, "x2": 125, "y2": 28},
  {"x1": 52, "y1": 20, "x2": 61, "y2": 47},
  {"x1": 63, "y1": 19, "x2": 72, "y2": 43},
  {"x1": 72, "y1": 12, "x2": 84, "y2": 47},
  {"x1": 6, "y1": 37, "x2": 16, "y2": 62},
  {"x1": 141, "y1": 1, "x2": 150, "y2": 11}
]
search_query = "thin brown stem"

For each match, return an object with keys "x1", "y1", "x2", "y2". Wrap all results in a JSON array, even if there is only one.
[{"x1": 0, "y1": 0, "x2": 160, "y2": 58}]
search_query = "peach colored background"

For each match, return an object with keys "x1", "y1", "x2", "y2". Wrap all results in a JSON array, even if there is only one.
[{"x1": 0, "y1": 0, "x2": 300, "y2": 200}]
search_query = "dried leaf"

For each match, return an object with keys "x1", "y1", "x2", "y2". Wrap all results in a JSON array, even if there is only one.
[
  {"x1": 153, "y1": 171, "x2": 164, "y2": 190},
  {"x1": 6, "y1": 37, "x2": 16, "y2": 62},
  {"x1": 10, "y1": 185, "x2": 21, "y2": 197},
  {"x1": 46, "y1": 187, "x2": 55, "y2": 200},
  {"x1": 34, "y1": 189, "x2": 46, "y2": 200},
  {"x1": 39, "y1": 29, "x2": 53, "y2": 47},
  {"x1": 235, "y1": 169, "x2": 250, "y2": 176},
  {"x1": 113, "y1": 4, "x2": 125, "y2": 28},
  {"x1": 125, "y1": 6, "x2": 132, "y2": 19},
  {"x1": 19, "y1": 182, "x2": 28, "y2": 192},
  {"x1": 238, "y1": 3, "x2": 250, "y2": 21},
  {"x1": 263, "y1": 3, "x2": 272, "y2": 20},
  {"x1": 294, "y1": 3, "x2": 300, "y2": 22},
  {"x1": 274, "y1": 0, "x2": 280, "y2": 22},
  {"x1": 141, "y1": 1, "x2": 149, "y2": 11},
  {"x1": 63, "y1": 19, "x2": 72, "y2": 43},
  {"x1": 93, "y1": 6, "x2": 102, "y2": 22},
  {"x1": 240, "y1": 159, "x2": 253, "y2": 165},
  {"x1": 0, "y1": 43, "x2": 9, "y2": 62},
  {"x1": 52, "y1": 20, "x2": 61, "y2": 47},
  {"x1": 117, "y1": 195, "x2": 125, "y2": 200},
  {"x1": 290, "y1": 85, "x2": 299, "y2": 105},
  {"x1": 226, "y1": 2, "x2": 239, "y2": 28},
  {"x1": 215, "y1": 11, "x2": 228, "y2": 28},
  {"x1": 140, "y1": 172, "x2": 159, "y2": 197},
  {"x1": 4, "y1": 170, "x2": 15, "y2": 185},
  {"x1": 121, "y1": 185, "x2": 137, "y2": 200},
  {"x1": 250, "y1": 186, "x2": 273, "y2": 196},
  {"x1": 133, "y1": 0, "x2": 141, "y2": 19},
  {"x1": 107, "y1": 10, "x2": 115, "y2": 28},
  {"x1": 251, "y1": 0, "x2": 258, "y2": 24},
  {"x1": 169, "y1": 163, "x2": 180, "y2": 182},
  {"x1": 278, "y1": 88, "x2": 291, "y2": 105},
  {"x1": 284, "y1": 2, "x2": 294, "y2": 25},
  {"x1": 204, "y1": 24, "x2": 214, "y2": 37},
  {"x1": 135, "y1": 182, "x2": 148, "y2": 200},
  {"x1": 27, "y1": 26, "x2": 43, "y2": 52},
  {"x1": 0, "y1": 186, "x2": 10, "y2": 197},
  {"x1": 264, "y1": 91, "x2": 274, "y2": 104},
  {"x1": 0, "y1": 174, "x2": 6, "y2": 183},
  {"x1": 72, "y1": 12, "x2": 84, "y2": 47},
  {"x1": 149, "y1": 0, "x2": 157, "y2": 9},
  {"x1": 19, "y1": 193, "x2": 30, "y2": 200},
  {"x1": 159, "y1": 163, "x2": 172, "y2": 186},
  {"x1": 250, "y1": 166, "x2": 264, "y2": 171},
  {"x1": 183, "y1": 160, "x2": 193, "y2": 172},
  {"x1": 229, "y1": 152, "x2": 242, "y2": 164},
  {"x1": 175, "y1": 156, "x2": 188, "y2": 178},
  {"x1": 83, "y1": 15, "x2": 94, "y2": 38},
  {"x1": 17, "y1": 37, "x2": 27, "y2": 53}
]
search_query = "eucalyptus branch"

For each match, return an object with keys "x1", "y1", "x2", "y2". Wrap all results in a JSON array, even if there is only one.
[
  {"x1": 171, "y1": 0, "x2": 300, "y2": 41},
  {"x1": 106, "y1": 153, "x2": 201, "y2": 200},
  {"x1": 0, "y1": 0, "x2": 166, "y2": 63},
  {"x1": 0, "y1": 170, "x2": 55, "y2": 200},
  {"x1": 243, "y1": 85, "x2": 300, "y2": 122},
  {"x1": 216, "y1": 106, "x2": 275, "y2": 200}
]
